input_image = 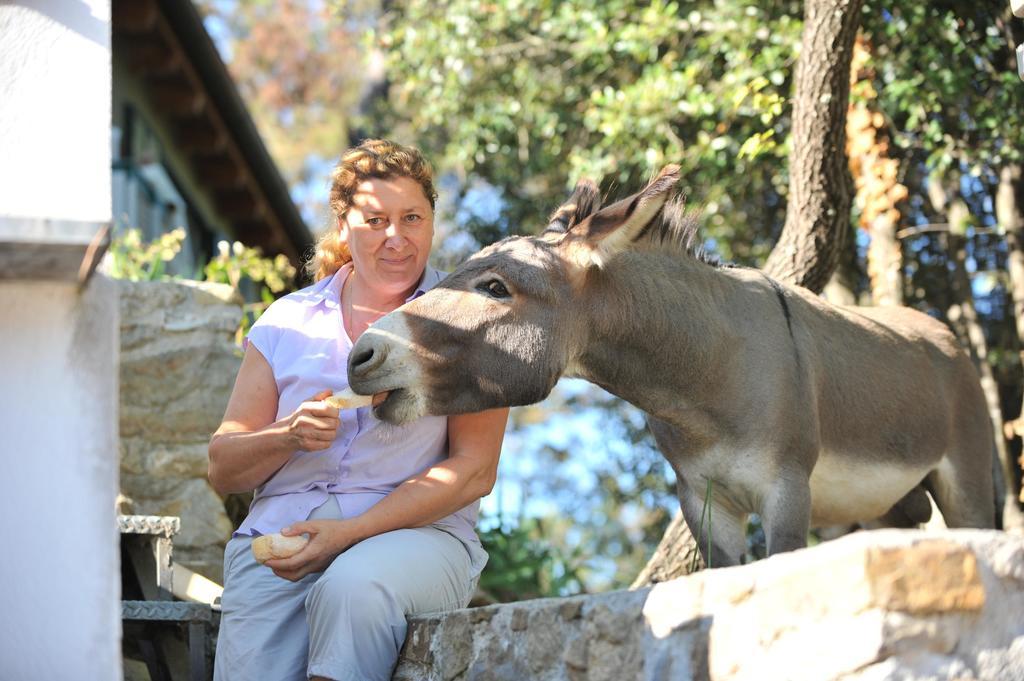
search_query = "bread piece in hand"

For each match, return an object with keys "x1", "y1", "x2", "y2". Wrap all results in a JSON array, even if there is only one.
[
  {"x1": 324, "y1": 387, "x2": 373, "y2": 410},
  {"x1": 251, "y1": 533, "x2": 309, "y2": 564}
]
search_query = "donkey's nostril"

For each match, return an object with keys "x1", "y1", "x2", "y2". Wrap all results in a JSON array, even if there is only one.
[
  {"x1": 351, "y1": 347, "x2": 374, "y2": 368},
  {"x1": 349, "y1": 341, "x2": 388, "y2": 377}
]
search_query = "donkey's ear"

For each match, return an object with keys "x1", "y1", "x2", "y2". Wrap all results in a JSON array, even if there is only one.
[
  {"x1": 544, "y1": 178, "x2": 601, "y2": 234},
  {"x1": 570, "y1": 165, "x2": 680, "y2": 268}
]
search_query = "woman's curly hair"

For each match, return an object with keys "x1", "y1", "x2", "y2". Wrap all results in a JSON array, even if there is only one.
[{"x1": 307, "y1": 139, "x2": 438, "y2": 282}]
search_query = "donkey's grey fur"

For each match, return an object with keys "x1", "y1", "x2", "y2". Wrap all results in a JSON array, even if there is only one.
[{"x1": 349, "y1": 166, "x2": 996, "y2": 567}]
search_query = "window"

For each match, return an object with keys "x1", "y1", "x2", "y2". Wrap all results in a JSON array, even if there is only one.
[{"x1": 112, "y1": 104, "x2": 216, "y2": 277}]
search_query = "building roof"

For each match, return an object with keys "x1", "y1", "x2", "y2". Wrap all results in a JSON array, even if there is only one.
[{"x1": 112, "y1": 0, "x2": 313, "y2": 265}]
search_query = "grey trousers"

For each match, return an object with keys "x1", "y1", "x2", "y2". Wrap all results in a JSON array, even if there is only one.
[{"x1": 214, "y1": 499, "x2": 477, "y2": 681}]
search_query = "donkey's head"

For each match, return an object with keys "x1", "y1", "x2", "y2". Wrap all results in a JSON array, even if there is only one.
[{"x1": 348, "y1": 165, "x2": 682, "y2": 423}]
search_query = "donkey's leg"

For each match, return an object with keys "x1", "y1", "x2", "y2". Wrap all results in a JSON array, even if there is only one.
[
  {"x1": 648, "y1": 417, "x2": 748, "y2": 567},
  {"x1": 677, "y1": 478, "x2": 747, "y2": 569},
  {"x1": 874, "y1": 484, "x2": 932, "y2": 528},
  {"x1": 925, "y1": 457, "x2": 995, "y2": 529},
  {"x1": 760, "y1": 471, "x2": 812, "y2": 556},
  {"x1": 926, "y1": 380, "x2": 997, "y2": 529}
]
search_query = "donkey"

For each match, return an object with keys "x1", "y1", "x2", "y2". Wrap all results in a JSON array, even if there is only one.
[{"x1": 347, "y1": 165, "x2": 996, "y2": 567}]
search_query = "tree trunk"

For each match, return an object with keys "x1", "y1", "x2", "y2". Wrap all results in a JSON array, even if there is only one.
[
  {"x1": 995, "y1": 164, "x2": 1024, "y2": 517},
  {"x1": 629, "y1": 512, "x2": 702, "y2": 588},
  {"x1": 634, "y1": 0, "x2": 865, "y2": 587},
  {"x1": 762, "y1": 0, "x2": 865, "y2": 292},
  {"x1": 865, "y1": 214, "x2": 902, "y2": 305},
  {"x1": 846, "y1": 36, "x2": 905, "y2": 307},
  {"x1": 822, "y1": 223, "x2": 860, "y2": 305}
]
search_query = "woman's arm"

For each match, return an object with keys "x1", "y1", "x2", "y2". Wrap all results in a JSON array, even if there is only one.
[
  {"x1": 208, "y1": 345, "x2": 340, "y2": 495},
  {"x1": 266, "y1": 407, "x2": 510, "y2": 581}
]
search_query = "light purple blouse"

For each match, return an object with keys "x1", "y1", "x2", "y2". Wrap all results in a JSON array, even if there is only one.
[{"x1": 236, "y1": 263, "x2": 488, "y2": 576}]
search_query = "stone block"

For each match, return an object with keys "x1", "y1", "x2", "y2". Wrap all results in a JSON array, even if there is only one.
[
  {"x1": 117, "y1": 279, "x2": 243, "y2": 584},
  {"x1": 394, "y1": 530, "x2": 1024, "y2": 681}
]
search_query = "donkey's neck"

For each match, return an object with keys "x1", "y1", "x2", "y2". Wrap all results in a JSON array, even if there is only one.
[{"x1": 568, "y1": 250, "x2": 741, "y2": 429}]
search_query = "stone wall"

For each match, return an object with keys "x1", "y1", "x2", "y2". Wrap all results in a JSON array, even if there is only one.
[
  {"x1": 394, "y1": 529, "x2": 1024, "y2": 681},
  {"x1": 119, "y1": 279, "x2": 242, "y2": 582}
]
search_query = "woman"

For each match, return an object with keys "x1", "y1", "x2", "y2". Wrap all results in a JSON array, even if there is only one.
[{"x1": 209, "y1": 139, "x2": 508, "y2": 681}]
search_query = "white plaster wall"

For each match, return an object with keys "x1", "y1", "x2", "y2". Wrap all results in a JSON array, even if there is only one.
[
  {"x1": 0, "y1": 277, "x2": 121, "y2": 679},
  {"x1": 0, "y1": 1, "x2": 120, "y2": 678},
  {"x1": 0, "y1": 0, "x2": 111, "y2": 221}
]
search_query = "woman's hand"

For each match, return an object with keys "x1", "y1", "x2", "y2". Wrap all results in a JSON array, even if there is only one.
[
  {"x1": 264, "y1": 519, "x2": 362, "y2": 581},
  {"x1": 284, "y1": 390, "x2": 341, "y2": 452}
]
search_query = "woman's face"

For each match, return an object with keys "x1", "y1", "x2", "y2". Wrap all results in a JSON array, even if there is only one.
[{"x1": 341, "y1": 175, "x2": 434, "y2": 299}]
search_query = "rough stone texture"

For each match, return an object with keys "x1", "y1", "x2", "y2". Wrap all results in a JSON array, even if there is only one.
[
  {"x1": 118, "y1": 279, "x2": 242, "y2": 582},
  {"x1": 393, "y1": 530, "x2": 1024, "y2": 681}
]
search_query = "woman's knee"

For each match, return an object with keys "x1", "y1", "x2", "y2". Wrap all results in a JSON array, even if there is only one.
[{"x1": 305, "y1": 563, "x2": 399, "y2": 623}]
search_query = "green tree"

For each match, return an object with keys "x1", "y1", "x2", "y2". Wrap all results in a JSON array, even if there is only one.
[
  {"x1": 476, "y1": 515, "x2": 586, "y2": 602},
  {"x1": 377, "y1": 0, "x2": 805, "y2": 262}
]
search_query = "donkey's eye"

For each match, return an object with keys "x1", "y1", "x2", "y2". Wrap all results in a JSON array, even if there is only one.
[{"x1": 477, "y1": 279, "x2": 511, "y2": 299}]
